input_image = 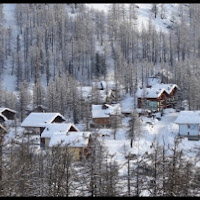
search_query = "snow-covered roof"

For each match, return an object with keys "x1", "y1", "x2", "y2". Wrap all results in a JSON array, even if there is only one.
[
  {"x1": 136, "y1": 87, "x2": 166, "y2": 98},
  {"x1": 21, "y1": 113, "x2": 66, "y2": 128},
  {"x1": 49, "y1": 131, "x2": 91, "y2": 148},
  {"x1": 92, "y1": 104, "x2": 121, "y2": 118},
  {"x1": 41, "y1": 123, "x2": 79, "y2": 138},
  {"x1": 175, "y1": 111, "x2": 200, "y2": 124},
  {"x1": 153, "y1": 83, "x2": 180, "y2": 95},
  {"x1": 147, "y1": 76, "x2": 161, "y2": 87},
  {"x1": 0, "y1": 107, "x2": 17, "y2": 114},
  {"x1": 136, "y1": 83, "x2": 179, "y2": 98}
]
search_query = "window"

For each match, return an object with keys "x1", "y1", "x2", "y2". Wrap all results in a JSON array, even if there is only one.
[{"x1": 188, "y1": 125, "x2": 190, "y2": 129}]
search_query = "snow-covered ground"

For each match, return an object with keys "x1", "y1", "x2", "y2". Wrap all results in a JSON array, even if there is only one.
[{"x1": 98, "y1": 108, "x2": 200, "y2": 174}]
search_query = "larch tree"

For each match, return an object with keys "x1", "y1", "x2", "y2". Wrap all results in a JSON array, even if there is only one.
[
  {"x1": 128, "y1": 111, "x2": 141, "y2": 148},
  {"x1": 18, "y1": 80, "x2": 31, "y2": 122}
]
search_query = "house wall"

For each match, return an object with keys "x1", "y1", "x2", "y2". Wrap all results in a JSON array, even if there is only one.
[
  {"x1": 69, "y1": 147, "x2": 83, "y2": 161},
  {"x1": 44, "y1": 138, "x2": 50, "y2": 149},
  {"x1": 138, "y1": 98, "x2": 165, "y2": 111},
  {"x1": 93, "y1": 117, "x2": 110, "y2": 126},
  {"x1": 169, "y1": 87, "x2": 177, "y2": 97},
  {"x1": 179, "y1": 124, "x2": 199, "y2": 136}
]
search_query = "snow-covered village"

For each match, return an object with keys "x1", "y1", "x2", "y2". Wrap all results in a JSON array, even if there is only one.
[{"x1": 1, "y1": 3, "x2": 200, "y2": 197}]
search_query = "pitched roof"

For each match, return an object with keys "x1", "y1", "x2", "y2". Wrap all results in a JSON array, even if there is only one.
[
  {"x1": 153, "y1": 83, "x2": 180, "y2": 95},
  {"x1": 136, "y1": 87, "x2": 167, "y2": 98},
  {"x1": 92, "y1": 104, "x2": 121, "y2": 118},
  {"x1": 0, "y1": 108, "x2": 17, "y2": 114},
  {"x1": 21, "y1": 112, "x2": 66, "y2": 127},
  {"x1": 175, "y1": 111, "x2": 200, "y2": 124},
  {"x1": 136, "y1": 83, "x2": 179, "y2": 98},
  {"x1": 41, "y1": 123, "x2": 79, "y2": 138},
  {"x1": 49, "y1": 131, "x2": 91, "y2": 148}
]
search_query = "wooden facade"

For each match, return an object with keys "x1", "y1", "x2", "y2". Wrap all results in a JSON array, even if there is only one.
[
  {"x1": 138, "y1": 91, "x2": 168, "y2": 111},
  {"x1": 166, "y1": 87, "x2": 179, "y2": 108},
  {"x1": 138, "y1": 86, "x2": 179, "y2": 112},
  {"x1": 93, "y1": 117, "x2": 111, "y2": 127}
]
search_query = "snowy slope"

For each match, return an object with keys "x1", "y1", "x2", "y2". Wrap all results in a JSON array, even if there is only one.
[
  {"x1": 99, "y1": 108, "x2": 200, "y2": 171},
  {"x1": 87, "y1": 3, "x2": 182, "y2": 33},
  {"x1": 1, "y1": 3, "x2": 183, "y2": 92}
]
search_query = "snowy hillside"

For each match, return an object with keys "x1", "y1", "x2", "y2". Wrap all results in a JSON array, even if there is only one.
[
  {"x1": 1, "y1": 3, "x2": 200, "y2": 197},
  {"x1": 87, "y1": 3, "x2": 183, "y2": 33},
  {"x1": 1, "y1": 3, "x2": 185, "y2": 91}
]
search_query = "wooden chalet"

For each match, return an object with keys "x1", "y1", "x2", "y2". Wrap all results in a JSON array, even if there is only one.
[
  {"x1": 136, "y1": 83, "x2": 180, "y2": 112},
  {"x1": 91, "y1": 104, "x2": 121, "y2": 128},
  {"x1": 136, "y1": 87, "x2": 168, "y2": 112}
]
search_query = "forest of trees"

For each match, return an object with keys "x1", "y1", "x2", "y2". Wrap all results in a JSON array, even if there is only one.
[
  {"x1": 1, "y1": 3, "x2": 200, "y2": 196},
  {"x1": 1, "y1": 133, "x2": 200, "y2": 196},
  {"x1": 1, "y1": 4, "x2": 200, "y2": 119}
]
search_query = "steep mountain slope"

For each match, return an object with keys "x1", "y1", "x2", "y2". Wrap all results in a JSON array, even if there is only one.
[
  {"x1": 2, "y1": 4, "x2": 17, "y2": 91},
  {"x1": 1, "y1": 3, "x2": 185, "y2": 92}
]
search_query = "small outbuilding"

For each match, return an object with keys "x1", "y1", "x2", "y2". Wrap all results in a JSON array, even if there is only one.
[
  {"x1": 175, "y1": 111, "x2": 200, "y2": 140},
  {"x1": 91, "y1": 104, "x2": 121, "y2": 128}
]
